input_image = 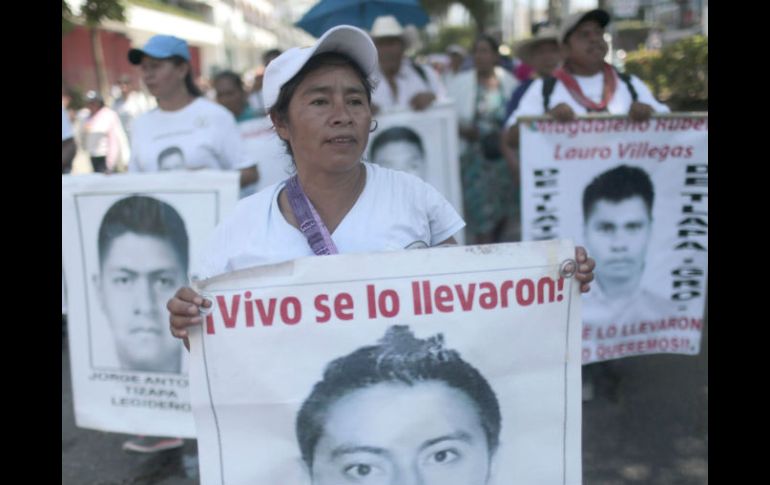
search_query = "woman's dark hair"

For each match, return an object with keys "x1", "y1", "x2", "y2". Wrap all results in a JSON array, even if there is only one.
[
  {"x1": 170, "y1": 56, "x2": 203, "y2": 97},
  {"x1": 213, "y1": 70, "x2": 244, "y2": 91},
  {"x1": 474, "y1": 34, "x2": 500, "y2": 56},
  {"x1": 269, "y1": 52, "x2": 374, "y2": 159},
  {"x1": 296, "y1": 325, "x2": 501, "y2": 468}
]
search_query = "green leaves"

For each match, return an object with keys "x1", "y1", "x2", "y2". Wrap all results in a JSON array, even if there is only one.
[
  {"x1": 624, "y1": 35, "x2": 708, "y2": 111},
  {"x1": 81, "y1": 0, "x2": 126, "y2": 27}
]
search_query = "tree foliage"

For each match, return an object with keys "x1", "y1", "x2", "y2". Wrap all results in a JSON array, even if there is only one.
[
  {"x1": 62, "y1": 0, "x2": 76, "y2": 34},
  {"x1": 624, "y1": 35, "x2": 708, "y2": 111},
  {"x1": 62, "y1": 1, "x2": 128, "y2": 98},
  {"x1": 81, "y1": 0, "x2": 126, "y2": 26},
  {"x1": 422, "y1": 0, "x2": 488, "y2": 33},
  {"x1": 422, "y1": 25, "x2": 476, "y2": 55},
  {"x1": 62, "y1": 0, "x2": 126, "y2": 32}
]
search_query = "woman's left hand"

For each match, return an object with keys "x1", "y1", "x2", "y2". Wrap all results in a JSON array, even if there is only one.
[{"x1": 574, "y1": 246, "x2": 596, "y2": 293}]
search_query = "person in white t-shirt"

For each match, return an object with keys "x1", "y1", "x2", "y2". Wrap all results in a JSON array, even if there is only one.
[
  {"x1": 122, "y1": 33, "x2": 259, "y2": 455},
  {"x1": 369, "y1": 16, "x2": 446, "y2": 114},
  {"x1": 166, "y1": 24, "x2": 596, "y2": 341},
  {"x1": 81, "y1": 90, "x2": 129, "y2": 173},
  {"x1": 127, "y1": 35, "x2": 258, "y2": 190},
  {"x1": 504, "y1": 9, "x2": 669, "y2": 148},
  {"x1": 163, "y1": 29, "x2": 595, "y2": 475},
  {"x1": 111, "y1": 74, "x2": 156, "y2": 140}
]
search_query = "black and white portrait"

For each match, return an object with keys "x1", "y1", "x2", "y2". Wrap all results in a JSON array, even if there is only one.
[
  {"x1": 94, "y1": 195, "x2": 189, "y2": 373},
  {"x1": 369, "y1": 126, "x2": 427, "y2": 179},
  {"x1": 296, "y1": 325, "x2": 500, "y2": 485}
]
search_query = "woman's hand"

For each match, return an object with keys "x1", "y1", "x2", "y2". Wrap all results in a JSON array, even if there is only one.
[
  {"x1": 629, "y1": 101, "x2": 654, "y2": 122},
  {"x1": 167, "y1": 286, "x2": 212, "y2": 350},
  {"x1": 574, "y1": 246, "x2": 596, "y2": 293},
  {"x1": 548, "y1": 103, "x2": 576, "y2": 122}
]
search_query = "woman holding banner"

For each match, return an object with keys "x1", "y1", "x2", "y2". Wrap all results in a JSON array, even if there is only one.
[{"x1": 166, "y1": 25, "x2": 595, "y2": 343}]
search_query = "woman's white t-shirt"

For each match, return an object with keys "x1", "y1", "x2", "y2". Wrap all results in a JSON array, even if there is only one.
[
  {"x1": 129, "y1": 97, "x2": 253, "y2": 172},
  {"x1": 194, "y1": 162, "x2": 465, "y2": 279}
]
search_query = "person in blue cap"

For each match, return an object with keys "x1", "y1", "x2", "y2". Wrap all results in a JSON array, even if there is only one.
[
  {"x1": 126, "y1": 34, "x2": 258, "y2": 190},
  {"x1": 120, "y1": 34, "x2": 255, "y2": 455}
]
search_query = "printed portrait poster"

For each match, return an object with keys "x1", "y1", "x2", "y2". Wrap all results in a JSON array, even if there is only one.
[
  {"x1": 519, "y1": 114, "x2": 708, "y2": 364},
  {"x1": 189, "y1": 240, "x2": 582, "y2": 485},
  {"x1": 62, "y1": 171, "x2": 240, "y2": 437},
  {"x1": 365, "y1": 102, "x2": 464, "y2": 241}
]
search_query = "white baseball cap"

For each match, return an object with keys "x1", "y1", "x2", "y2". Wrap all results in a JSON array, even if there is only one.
[{"x1": 262, "y1": 25, "x2": 378, "y2": 112}]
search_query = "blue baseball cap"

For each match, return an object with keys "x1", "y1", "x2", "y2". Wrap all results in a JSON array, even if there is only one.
[{"x1": 128, "y1": 35, "x2": 191, "y2": 65}]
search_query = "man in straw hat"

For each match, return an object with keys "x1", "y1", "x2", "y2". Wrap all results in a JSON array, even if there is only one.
[
  {"x1": 503, "y1": 9, "x2": 669, "y2": 148},
  {"x1": 369, "y1": 15, "x2": 446, "y2": 113},
  {"x1": 505, "y1": 23, "x2": 561, "y2": 119}
]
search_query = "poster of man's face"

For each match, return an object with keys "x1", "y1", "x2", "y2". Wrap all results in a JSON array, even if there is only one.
[
  {"x1": 298, "y1": 326, "x2": 498, "y2": 485},
  {"x1": 77, "y1": 192, "x2": 218, "y2": 374},
  {"x1": 581, "y1": 165, "x2": 655, "y2": 296},
  {"x1": 369, "y1": 126, "x2": 427, "y2": 179},
  {"x1": 365, "y1": 104, "x2": 464, "y2": 234},
  {"x1": 63, "y1": 171, "x2": 240, "y2": 437},
  {"x1": 94, "y1": 195, "x2": 188, "y2": 373},
  {"x1": 190, "y1": 241, "x2": 583, "y2": 485},
  {"x1": 519, "y1": 115, "x2": 708, "y2": 363}
]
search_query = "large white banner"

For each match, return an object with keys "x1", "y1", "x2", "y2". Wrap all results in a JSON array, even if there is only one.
[
  {"x1": 190, "y1": 240, "x2": 582, "y2": 485},
  {"x1": 520, "y1": 114, "x2": 708, "y2": 364},
  {"x1": 62, "y1": 171, "x2": 239, "y2": 437},
  {"x1": 366, "y1": 102, "x2": 464, "y2": 239}
]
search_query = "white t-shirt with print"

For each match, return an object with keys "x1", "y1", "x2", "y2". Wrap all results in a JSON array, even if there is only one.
[
  {"x1": 504, "y1": 71, "x2": 670, "y2": 128},
  {"x1": 193, "y1": 162, "x2": 465, "y2": 279},
  {"x1": 128, "y1": 97, "x2": 253, "y2": 172}
]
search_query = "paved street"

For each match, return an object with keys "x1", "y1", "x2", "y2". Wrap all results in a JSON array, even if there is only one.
[{"x1": 62, "y1": 311, "x2": 707, "y2": 484}]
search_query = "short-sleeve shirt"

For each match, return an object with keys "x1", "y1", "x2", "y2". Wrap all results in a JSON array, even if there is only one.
[
  {"x1": 504, "y1": 71, "x2": 670, "y2": 129},
  {"x1": 371, "y1": 59, "x2": 447, "y2": 112},
  {"x1": 129, "y1": 97, "x2": 253, "y2": 172},
  {"x1": 193, "y1": 162, "x2": 465, "y2": 279}
]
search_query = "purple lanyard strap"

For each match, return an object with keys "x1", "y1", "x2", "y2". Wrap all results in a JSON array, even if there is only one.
[{"x1": 285, "y1": 175, "x2": 339, "y2": 255}]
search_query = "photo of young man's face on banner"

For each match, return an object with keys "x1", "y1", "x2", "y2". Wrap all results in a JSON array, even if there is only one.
[
  {"x1": 62, "y1": 171, "x2": 240, "y2": 437},
  {"x1": 365, "y1": 103, "x2": 464, "y2": 239},
  {"x1": 519, "y1": 114, "x2": 708, "y2": 363},
  {"x1": 190, "y1": 241, "x2": 583, "y2": 485}
]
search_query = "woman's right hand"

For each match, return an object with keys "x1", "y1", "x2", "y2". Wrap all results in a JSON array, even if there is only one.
[{"x1": 167, "y1": 286, "x2": 212, "y2": 350}]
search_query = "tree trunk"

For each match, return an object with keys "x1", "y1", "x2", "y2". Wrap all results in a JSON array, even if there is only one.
[{"x1": 89, "y1": 27, "x2": 110, "y2": 100}]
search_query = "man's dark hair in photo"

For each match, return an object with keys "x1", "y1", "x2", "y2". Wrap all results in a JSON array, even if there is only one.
[
  {"x1": 582, "y1": 164, "x2": 655, "y2": 220},
  {"x1": 296, "y1": 325, "x2": 501, "y2": 468},
  {"x1": 98, "y1": 195, "x2": 189, "y2": 272}
]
